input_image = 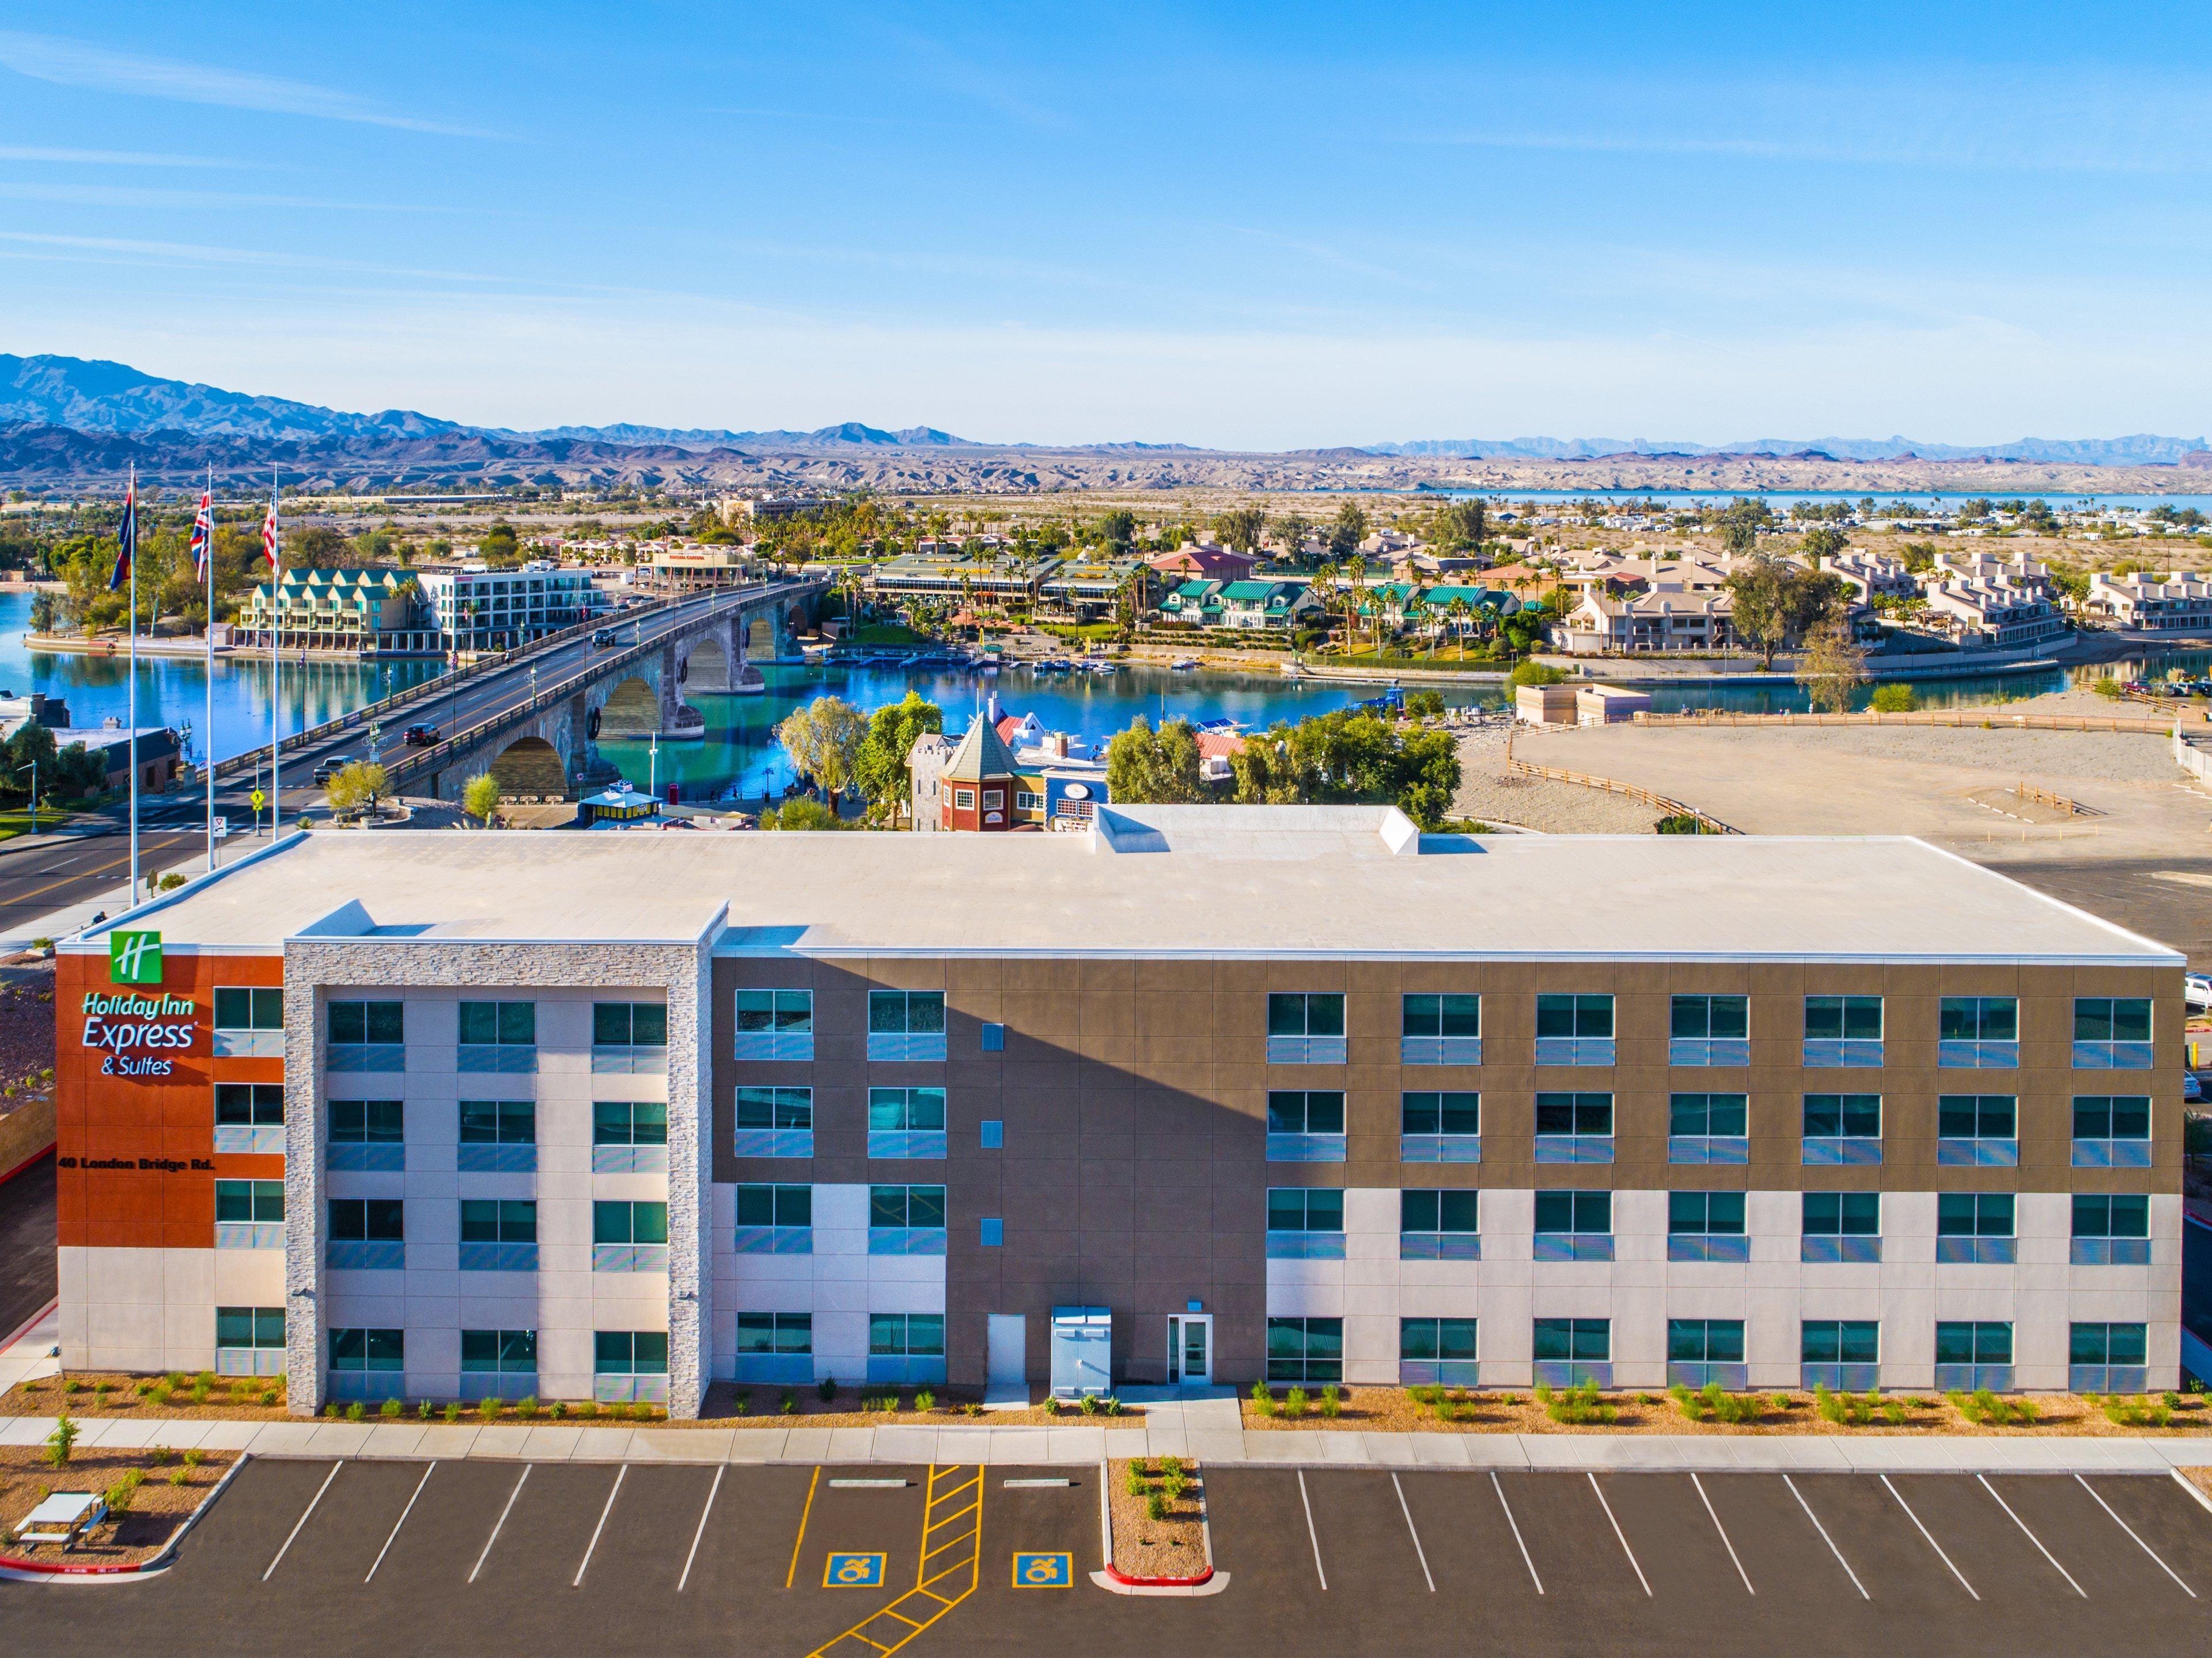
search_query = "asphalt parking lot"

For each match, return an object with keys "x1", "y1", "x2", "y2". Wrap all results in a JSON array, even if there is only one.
[{"x1": 4, "y1": 1459, "x2": 2210, "y2": 1656}]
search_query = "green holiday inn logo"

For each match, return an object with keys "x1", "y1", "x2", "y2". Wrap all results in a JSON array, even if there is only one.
[{"x1": 108, "y1": 930, "x2": 162, "y2": 986}]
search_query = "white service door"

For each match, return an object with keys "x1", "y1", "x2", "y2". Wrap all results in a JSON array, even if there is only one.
[
  {"x1": 1168, "y1": 1315, "x2": 1211, "y2": 1384},
  {"x1": 987, "y1": 1313, "x2": 1027, "y2": 1387}
]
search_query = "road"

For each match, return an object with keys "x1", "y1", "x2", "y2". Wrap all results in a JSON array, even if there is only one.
[{"x1": 0, "y1": 584, "x2": 800, "y2": 933}]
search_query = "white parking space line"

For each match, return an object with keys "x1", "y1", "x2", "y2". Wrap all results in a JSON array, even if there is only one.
[
  {"x1": 469, "y1": 1465, "x2": 532, "y2": 1585},
  {"x1": 1296, "y1": 1469, "x2": 1328, "y2": 1591},
  {"x1": 1492, "y1": 1473, "x2": 1544, "y2": 1595},
  {"x1": 2077, "y1": 1476, "x2": 2196, "y2": 1598},
  {"x1": 263, "y1": 1462, "x2": 342, "y2": 1583},
  {"x1": 1978, "y1": 1475, "x2": 2086, "y2": 1599},
  {"x1": 1691, "y1": 1473, "x2": 1753, "y2": 1596},
  {"x1": 1587, "y1": 1474, "x2": 1651, "y2": 1598},
  {"x1": 1880, "y1": 1475, "x2": 1977, "y2": 1599},
  {"x1": 1391, "y1": 1473, "x2": 1435, "y2": 1593},
  {"x1": 677, "y1": 1466, "x2": 724, "y2": 1593},
  {"x1": 574, "y1": 1466, "x2": 627, "y2": 1588},
  {"x1": 1784, "y1": 1475, "x2": 1870, "y2": 1600},
  {"x1": 365, "y1": 1462, "x2": 436, "y2": 1584}
]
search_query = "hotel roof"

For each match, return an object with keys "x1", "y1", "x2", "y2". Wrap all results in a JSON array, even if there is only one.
[{"x1": 73, "y1": 808, "x2": 2184, "y2": 966}]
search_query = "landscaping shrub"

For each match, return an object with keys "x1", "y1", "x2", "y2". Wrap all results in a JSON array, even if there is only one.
[
  {"x1": 1162, "y1": 1470, "x2": 1189, "y2": 1504},
  {"x1": 914, "y1": 1389, "x2": 935, "y2": 1413},
  {"x1": 379, "y1": 1397, "x2": 402, "y2": 1419},
  {"x1": 1283, "y1": 1386, "x2": 1309, "y2": 1418},
  {"x1": 516, "y1": 1396, "x2": 540, "y2": 1421},
  {"x1": 1320, "y1": 1384, "x2": 1342, "y2": 1419},
  {"x1": 819, "y1": 1376, "x2": 838, "y2": 1404},
  {"x1": 1125, "y1": 1462, "x2": 1151, "y2": 1498},
  {"x1": 2100, "y1": 1395, "x2": 2173, "y2": 1429},
  {"x1": 1949, "y1": 1388, "x2": 2037, "y2": 1427},
  {"x1": 183, "y1": 1448, "x2": 205, "y2": 1468},
  {"x1": 45, "y1": 1414, "x2": 78, "y2": 1467},
  {"x1": 442, "y1": 1402, "x2": 463, "y2": 1424},
  {"x1": 477, "y1": 1395, "x2": 502, "y2": 1421},
  {"x1": 168, "y1": 1467, "x2": 190, "y2": 1487},
  {"x1": 1539, "y1": 1381, "x2": 1616, "y2": 1425},
  {"x1": 1250, "y1": 1380, "x2": 1275, "y2": 1417},
  {"x1": 1078, "y1": 1393, "x2": 1100, "y2": 1416},
  {"x1": 1869, "y1": 682, "x2": 1919, "y2": 713},
  {"x1": 1814, "y1": 1383, "x2": 1881, "y2": 1426},
  {"x1": 573, "y1": 1400, "x2": 599, "y2": 1421},
  {"x1": 1145, "y1": 1490, "x2": 1169, "y2": 1522},
  {"x1": 1159, "y1": 1455, "x2": 1184, "y2": 1479},
  {"x1": 104, "y1": 1478, "x2": 138, "y2": 1515},
  {"x1": 730, "y1": 1396, "x2": 748, "y2": 1417},
  {"x1": 1101, "y1": 1396, "x2": 1122, "y2": 1416},
  {"x1": 149, "y1": 1381, "x2": 173, "y2": 1408},
  {"x1": 780, "y1": 1390, "x2": 797, "y2": 1415}
]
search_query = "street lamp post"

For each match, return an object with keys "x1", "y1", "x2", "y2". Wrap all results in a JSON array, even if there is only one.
[{"x1": 14, "y1": 760, "x2": 36, "y2": 837}]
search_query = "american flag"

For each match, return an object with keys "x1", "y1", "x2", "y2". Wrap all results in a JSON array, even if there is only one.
[
  {"x1": 107, "y1": 474, "x2": 137, "y2": 591},
  {"x1": 260, "y1": 490, "x2": 280, "y2": 568},
  {"x1": 190, "y1": 486, "x2": 213, "y2": 581}
]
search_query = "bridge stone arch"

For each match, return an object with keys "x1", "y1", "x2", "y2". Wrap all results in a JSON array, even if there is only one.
[
  {"x1": 597, "y1": 676, "x2": 662, "y2": 739},
  {"x1": 489, "y1": 736, "x2": 566, "y2": 802}
]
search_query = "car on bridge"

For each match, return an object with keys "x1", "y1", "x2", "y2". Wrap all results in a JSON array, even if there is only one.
[
  {"x1": 402, "y1": 723, "x2": 441, "y2": 746},
  {"x1": 592, "y1": 629, "x2": 618, "y2": 646},
  {"x1": 312, "y1": 756, "x2": 354, "y2": 786}
]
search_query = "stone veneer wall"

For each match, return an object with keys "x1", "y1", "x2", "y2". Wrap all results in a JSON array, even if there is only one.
[{"x1": 282, "y1": 938, "x2": 711, "y2": 1417}]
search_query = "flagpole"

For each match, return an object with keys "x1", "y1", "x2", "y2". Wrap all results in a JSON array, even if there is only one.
[
  {"x1": 269, "y1": 473, "x2": 280, "y2": 841},
  {"x1": 204, "y1": 465, "x2": 215, "y2": 875},
  {"x1": 127, "y1": 464, "x2": 139, "y2": 909}
]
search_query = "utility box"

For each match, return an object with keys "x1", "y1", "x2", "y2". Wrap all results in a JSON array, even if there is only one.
[
  {"x1": 1050, "y1": 1306, "x2": 1111, "y2": 1398},
  {"x1": 1516, "y1": 683, "x2": 1579, "y2": 727}
]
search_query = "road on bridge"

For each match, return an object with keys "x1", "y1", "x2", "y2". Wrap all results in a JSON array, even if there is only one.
[{"x1": 0, "y1": 582, "x2": 809, "y2": 934}]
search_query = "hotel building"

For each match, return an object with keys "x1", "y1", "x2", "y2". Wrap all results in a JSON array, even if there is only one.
[{"x1": 54, "y1": 809, "x2": 2184, "y2": 1414}]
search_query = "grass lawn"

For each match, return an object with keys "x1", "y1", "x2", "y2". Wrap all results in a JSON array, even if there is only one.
[
  {"x1": 1328, "y1": 648, "x2": 1513, "y2": 671},
  {"x1": 849, "y1": 622, "x2": 926, "y2": 646},
  {"x1": 0, "y1": 807, "x2": 90, "y2": 843}
]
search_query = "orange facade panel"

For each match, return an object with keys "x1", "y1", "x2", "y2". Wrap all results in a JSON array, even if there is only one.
[{"x1": 55, "y1": 948, "x2": 282, "y2": 1250}]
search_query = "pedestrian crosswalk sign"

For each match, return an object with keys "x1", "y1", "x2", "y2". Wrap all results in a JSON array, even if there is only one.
[{"x1": 250, "y1": 789, "x2": 266, "y2": 813}]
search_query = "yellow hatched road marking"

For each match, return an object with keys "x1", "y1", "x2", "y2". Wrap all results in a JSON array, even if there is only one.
[{"x1": 803, "y1": 1466, "x2": 984, "y2": 1658}]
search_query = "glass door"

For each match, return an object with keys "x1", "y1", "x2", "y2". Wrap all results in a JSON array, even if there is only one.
[{"x1": 1168, "y1": 1315, "x2": 1212, "y2": 1384}]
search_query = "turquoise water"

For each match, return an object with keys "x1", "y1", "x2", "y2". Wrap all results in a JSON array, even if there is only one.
[
  {"x1": 1429, "y1": 487, "x2": 2212, "y2": 512},
  {"x1": 0, "y1": 590, "x2": 444, "y2": 769}
]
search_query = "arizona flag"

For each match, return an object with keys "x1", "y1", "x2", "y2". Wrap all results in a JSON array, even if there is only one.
[
  {"x1": 190, "y1": 486, "x2": 213, "y2": 580},
  {"x1": 260, "y1": 490, "x2": 279, "y2": 568},
  {"x1": 107, "y1": 474, "x2": 137, "y2": 591}
]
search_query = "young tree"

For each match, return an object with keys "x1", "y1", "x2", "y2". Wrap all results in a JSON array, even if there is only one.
[
  {"x1": 1796, "y1": 619, "x2": 1869, "y2": 712},
  {"x1": 776, "y1": 696, "x2": 868, "y2": 800},
  {"x1": 1211, "y1": 507, "x2": 1266, "y2": 555},
  {"x1": 1725, "y1": 552, "x2": 1801, "y2": 669},
  {"x1": 463, "y1": 772, "x2": 502, "y2": 827},
  {"x1": 852, "y1": 691, "x2": 944, "y2": 822},
  {"x1": 1104, "y1": 717, "x2": 1208, "y2": 803},
  {"x1": 1800, "y1": 524, "x2": 1849, "y2": 562},
  {"x1": 1328, "y1": 501, "x2": 1368, "y2": 561},
  {"x1": 762, "y1": 797, "x2": 842, "y2": 831},
  {"x1": 325, "y1": 760, "x2": 391, "y2": 815}
]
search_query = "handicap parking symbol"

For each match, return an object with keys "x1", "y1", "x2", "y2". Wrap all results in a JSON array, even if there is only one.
[
  {"x1": 824, "y1": 1552, "x2": 887, "y2": 1588},
  {"x1": 1012, "y1": 1552, "x2": 1073, "y2": 1589}
]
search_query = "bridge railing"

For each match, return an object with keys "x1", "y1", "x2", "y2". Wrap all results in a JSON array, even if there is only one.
[{"x1": 376, "y1": 579, "x2": 817, "y2": 793}]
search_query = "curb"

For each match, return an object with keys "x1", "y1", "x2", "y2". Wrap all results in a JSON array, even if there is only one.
[
  {"x1": 1090, "y1": 1454, "x2": 1229, "y2": 1598},
  {"x1": 0, "y1": 1451, "x2": 249, "y2": 1584}
]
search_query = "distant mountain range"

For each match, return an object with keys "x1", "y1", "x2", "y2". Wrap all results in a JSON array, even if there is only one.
[{"x1": 3, "y1": 352, "x2": 2209, "y2": 491}]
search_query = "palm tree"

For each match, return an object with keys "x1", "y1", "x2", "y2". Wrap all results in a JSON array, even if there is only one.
[{"x1": 1446, "y1": 595, "x2": 1472, "y2": 659}]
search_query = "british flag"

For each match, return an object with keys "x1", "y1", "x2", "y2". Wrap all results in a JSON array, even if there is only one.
[
  {"x1": 107, "y1": 474, "x2": 137, "y2": 591},
  {"x1": 260, "y1": 490, "x2": 279, "y2": 568},
  {"x1": 190, "y1": 485, "x2": 213, "y2": 581}
]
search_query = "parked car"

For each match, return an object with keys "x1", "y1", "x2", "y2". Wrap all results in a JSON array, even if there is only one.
[
  {"x1": 2187, "y1": 972, "x2": 2212, "y2": 1012},
  {"x1": 312, "y1": 756, "x2": 352, "y2": 786},
  {"x1": 2187, "y1": 1072, "x2": 2203, "y2": 1104},
  {"x1": 402, "y1": 724, "x2": 440, "y2": 747}
]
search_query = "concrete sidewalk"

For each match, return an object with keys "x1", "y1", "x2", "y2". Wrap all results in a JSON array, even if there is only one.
[{"x1": 4, "y1": 1409, "x2": 2208, "y2": 1474}]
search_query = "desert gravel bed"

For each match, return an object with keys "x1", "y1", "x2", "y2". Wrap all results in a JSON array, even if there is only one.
[
  {"x1": 1452, "y1": 727, "x2": 1660, "y2": 834},
  {"x1": 1618, "y1": 721, "x2": 2181, "y2": 785}
]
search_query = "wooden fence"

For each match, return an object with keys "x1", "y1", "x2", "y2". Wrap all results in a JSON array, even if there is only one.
[
  {"x1": 1629, "y1": 709, "x2": 2186, "y2": 736},
  {"x1": 1503, "y1": 733, "x2": 1738, "y2": 834}
]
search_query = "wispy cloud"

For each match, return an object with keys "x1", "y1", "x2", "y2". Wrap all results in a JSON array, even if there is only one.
[
  {"x1": 0, "y1": 181, "x2": 467, "y2": 214},
  {"x1": 874, "y1": 23, "x2": 1071, "y2": 132},
  {"x1": 0, "y1": 30, "x2": 487, "y2": 137},
  {"x1": 0, "y1": 231, "x2": 502, "y2": 285},
  {"x1": 0, "y1": 144, "x2": 246, "y2": 168}
]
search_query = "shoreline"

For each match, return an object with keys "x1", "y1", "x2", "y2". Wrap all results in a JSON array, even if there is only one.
[{"x1": 23, "y1": 632, "x2": 442, "y2": 662}]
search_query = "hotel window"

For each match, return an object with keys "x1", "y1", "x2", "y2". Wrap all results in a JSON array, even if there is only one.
[
  {"x1": 329, "y1": 1328, "x2": 403, "y2": 1372},
  {"x1": 734, "y1": 990, "x2": 813, "y2": 1060},
  {"x1": 213, "y1": 1082, "x2": 286, "y2": 1155},
  {"x1": 1802, "y1": 1093, "x2": 1882, "y2": 1165},
  {"x1": 1933, "y1": 1320, "x2": 2012, "y2": 1391},
  {"x1": 1667, "y1": 1318, "x2": 1747, "y2": 1390},
  {"x1": 594, "y1": 1331, "x2": 669, "y2": 1403},
  {"x1": 868, "y1": 1184, "x2": 947, "y2": 1254},
  {"x1": 593, "y1": 1001, "x2": 668, "y2": 1074},
  {"x1": 458, "y1": 1100, "x2": 537, "y2": 1172},
  {"x1": 214, "y1": 1306, "x2": 286, "y2": 1376},
  {"x1": 1801, "y1": 1319, "x2": 1880, "y2": 1391},
  {"x1": 593, "y1": 1100, "x2": 669, "y2": 1174},
  {"x1": 734, "y1": 1183, "x2": 813, "y2": 1253},
  {"x1": 868, "y1": 990, "x2": 946, "y2": 1062},
  {"x1": 1532, "y1": 1318, "x2": 1611, "y2": 1388},
  {"x1": 1399, "y1": 1317, "x2": 1478, "y2": 1387},
  {"x1": 460, "y1": 1199, "x2": 539, "y2": 1272},
  {"x1": 461, "y1": 1330, "x2": 537, "y2": 1398},
  {"x1": 1938, "y1": 997, "x2": 2017, "y2": 1069},
  {"x1": 869, "y1": 1313, "x2": 948, "y2": 1385},
  {"x1": 1801, "y1": 1191, "x2": 1880, "y2": 1262},
  {"x1": 1533, "y1": 1188, "x2": 1613, "y2": 1260},
  {"x1": 213, "y1": 987, "x2": 284, "y2": 1057},
  {"x1": 732, "y1": 1088, "x2": 810, "y2": 1159},
  {"x1": 1267, "y1": 1316, "x2": 1343, "y2": 1384},
  {"x1": 329, "y1": 1197, "x2": 402, "y2": 1235},
  {"x1": 1668, "y1": 1191, "x2": 1748, "y2": 1261},
  {"x1": 736, "y1": 1313, "x2": 813, "y2": 1383},
  {"x1": 2070, "y1": 1322, "x2": 2149, "y2": 1394},
  {"x1": 1669, "y1": 994, "x2": 1748, "y2": 1066},
  {"x1": 1266, "y1": 1187, "x2": 1346, "y2": 1258},
  {"x1": 1266, "y1": 1090, "x2": 1346, "y2": 1162},
  {"x1": 593, "y1": 1201, "x2": 669, "y2": 1273},
  {"x1": 459, "y1": 1001, "x2": 537, "y2": 1073},
  {"x1": 1668, "y1": 1092, "x2": 1747, "y2": 1165},
  {"x1": 1400, "y1": 1091, "x2": 1480, "y2": 1163},
  {"x1": 1535, "y1": 994, "x2": 1613, "y2": 1066},
  {"x1": 1803, "y1": 995, "x2": 1882, "y2": 1067},
  {"x1": 1400, "y1": 1188, "x2": 1479, "y2": 1259},
  {"x1": 1267, "y1": 993, "x2": 1346, "y2": 1064},
  {"x1": 327, "y1": 999, "x2": 404, "y2": 1072},
  {"x1": 1936, "y1": 1095, "x2": 2018, "y2": 1166},
  {"x1": 2072, "y1": 1095, "x2": 2152, "y2": 1167},
  {"x1": 869, "y1": 1087, "x2": 948, "y2": 1159},
  {"x1": 214, "y1": 1179, "x2": 285, "y2": 1255},
  {"x1": 2073, "y1": 997, "x2": 2152, "y2": 1070},
  {"x1": 1535, "y1": 1092, "x2": 1613, "y2": 1163},
  {"x1": 1936, "y1": 1193, "x2": 2016, "y2": 1264},
  {"x1": 1400, "y1": 993, "x2": 1480, "y2": 1065},
  {"x1": 2071, "y1": 1193, "x2": 2152, "y2": 1265}
]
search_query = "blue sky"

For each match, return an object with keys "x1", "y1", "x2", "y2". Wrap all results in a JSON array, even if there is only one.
[{"x1": 2, "y1": 2, "x2": 2209, "y2": 448}]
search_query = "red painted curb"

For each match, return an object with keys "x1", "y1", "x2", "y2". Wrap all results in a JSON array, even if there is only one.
[
  {"x1": 1103, "y1": 1561, "x2": 1214, "y2": 1588},
  {"x1": 0, "y1": 1141, "x2": 55, "y2": 1187},
  {"x1": 0, "y1": 1551, "x2": 151, "y2": 1576}
]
